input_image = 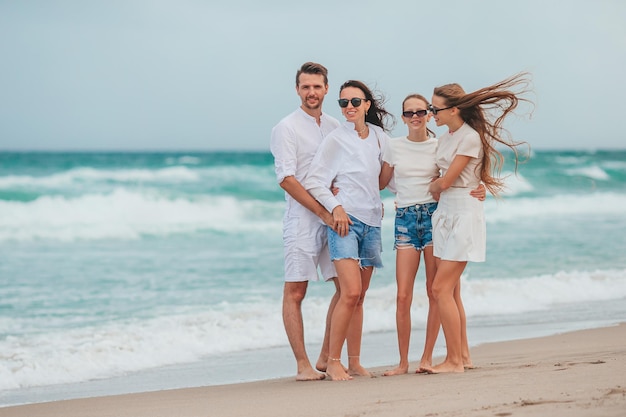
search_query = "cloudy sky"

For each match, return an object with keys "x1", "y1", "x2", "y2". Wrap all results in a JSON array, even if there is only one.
[{"x1": 1, "y1": 0, "x2": 625, "y2": 151}]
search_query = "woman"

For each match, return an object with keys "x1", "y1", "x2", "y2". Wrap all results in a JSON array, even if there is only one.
[
  {"x1": 427, "y1": 73, "x2": 531, "y2": 373},
  {"x1": 379, "y1": 94, "x2": 484, "y2": 376},
  {"x1": 304, "y1": 80, "x2": 393, "y2": 381}
]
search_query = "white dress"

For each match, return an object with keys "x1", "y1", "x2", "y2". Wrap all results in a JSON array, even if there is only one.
[{"x1": 432, "y1": 123, "x2": 486, "y2": 262}]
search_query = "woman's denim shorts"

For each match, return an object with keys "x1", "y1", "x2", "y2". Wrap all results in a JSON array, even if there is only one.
[
  {"x1": 394, "y1": 202, "x2": 438, "y2": 251},
  {"x1": 327, "y1": 215, "x2": 382, "y2": 268}
]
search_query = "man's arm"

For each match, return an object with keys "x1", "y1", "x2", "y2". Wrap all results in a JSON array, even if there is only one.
[{"x1": 280, "y1": 176, "x2": 333, "y2": 227}]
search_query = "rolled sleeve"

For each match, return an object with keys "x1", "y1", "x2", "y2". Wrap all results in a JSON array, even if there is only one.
[{"x1": 270, "y1": 123, "x2": 297, "y2": 184}]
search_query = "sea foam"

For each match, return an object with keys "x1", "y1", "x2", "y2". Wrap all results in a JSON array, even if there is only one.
[{"x1": 1, "y1": 267, "x2": 624, "y2": 390}]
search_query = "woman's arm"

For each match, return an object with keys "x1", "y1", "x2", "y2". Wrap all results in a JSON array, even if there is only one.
[
  {"x1": 303, "y1": 136, "x2": 352, "y2": 236},
  {"x1": 280, "y1": 176, "x2": 333, "y2": 227},
  {"x1": 470, "y1": 183, "x2": 487, "y2": 200}
]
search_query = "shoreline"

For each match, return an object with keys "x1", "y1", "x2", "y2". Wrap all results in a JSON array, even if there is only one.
[
  {"x1": 2, "y1": 300, "x2": 623, "y2": 407},
  {"x1": 2, "y1": 322, "x2": 625, "y2": 417}
]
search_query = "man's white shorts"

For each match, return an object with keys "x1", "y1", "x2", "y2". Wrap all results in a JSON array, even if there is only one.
[{"x1": 282, "y1": 211, "x2": 337, "y2": 282}]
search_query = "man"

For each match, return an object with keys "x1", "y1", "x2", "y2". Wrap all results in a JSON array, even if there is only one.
[{"x1": 270, "y1": 62, "x2": 340, "y2": 381}]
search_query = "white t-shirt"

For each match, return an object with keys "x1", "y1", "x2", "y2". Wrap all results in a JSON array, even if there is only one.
[
  {"x1": 270, "y1": 107, "x2": 340, "y2": 217},
  {"x1": 435, "y1": 123, "x2": 483, "y2": 188},
  {"x1": 304, "y1": 122, "x2": 388, "y2": 227},
  {"x1": 382, "y1": 136, "x2": 440, "y2": 207}
]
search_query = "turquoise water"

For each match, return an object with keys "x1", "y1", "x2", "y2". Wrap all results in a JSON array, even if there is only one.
[{"x1": 1, "y1": 150, "x2": 625, "y2": 404}]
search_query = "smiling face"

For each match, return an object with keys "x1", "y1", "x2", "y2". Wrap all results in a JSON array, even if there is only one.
[
  {"x1": 339, "y1": 86, "x2": 370, "y2": 123},
  {"x1": 430, "y1": 95, "x2": 453, "y2": 127},
  {"x1": 296, "y1": 73, "x2": 328, "y2": 112},
  {"x1": 402, "y1": 97, "x2": 430, "y2": 135}
]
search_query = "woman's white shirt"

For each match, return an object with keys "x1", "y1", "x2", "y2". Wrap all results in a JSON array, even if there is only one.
[{"x1": 304, "y1": 122, "x2": 388, "y2": 227}]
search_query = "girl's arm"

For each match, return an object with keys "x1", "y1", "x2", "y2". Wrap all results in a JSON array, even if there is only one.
[
  {"x1": 379, "y1": 161, "x2": 394, "y2": 190},
  {"x1": 428, "y1": 154, "x2": 471, "y2": 194}
]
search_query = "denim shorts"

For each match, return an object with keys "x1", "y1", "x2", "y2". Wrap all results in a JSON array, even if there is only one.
[
  {"x1": 394, "y1": 202, "x2": 438, "y2": 251},
  {"x1": 327, "y1": 215, "x2": 383, "y2": 268}
]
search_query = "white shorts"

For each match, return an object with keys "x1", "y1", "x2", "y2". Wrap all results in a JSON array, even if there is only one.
[
  {"x1": 282, "y1": 210, "x2": 337, "y2": 282},
  {"x1": 432, "y1": 187, "x2": 486, "y2": 262}
]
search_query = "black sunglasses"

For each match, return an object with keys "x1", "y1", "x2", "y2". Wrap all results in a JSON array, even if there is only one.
[
  {"x1": 402, "y1": 110, "x2": 428, "y2": 118},
  {"x1": 338, "y1": 97, "x2": 367, "y2": 108},
  {"x1": 428, "y1": 104, "x2": 454, "y2": 115}
]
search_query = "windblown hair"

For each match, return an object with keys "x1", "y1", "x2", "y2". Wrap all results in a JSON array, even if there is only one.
[
  {"x1": 296, "y1": 62, "x2": 329, "y2": 86},
  {"x1": 340, "y1": 80, "x2": 395, "y2": 132},
  {"x1": 433, "y1": 72, "x2": 533, "y2": 195},
  {"x1": 402, "y1": 93, "x2": 436, "y2": 138}
]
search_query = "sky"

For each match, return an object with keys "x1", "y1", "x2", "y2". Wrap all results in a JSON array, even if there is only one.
[{"x1": 1, "y1": 0, "x2": 625, "y2": 151}]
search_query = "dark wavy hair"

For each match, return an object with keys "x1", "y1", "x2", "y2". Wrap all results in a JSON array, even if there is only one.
[
  {"x1": 339, "y1": 80, "x2": 395, "y2": 132},
  {"x1": 433, "y1": 72, "x2": 533, "y2": 195}
]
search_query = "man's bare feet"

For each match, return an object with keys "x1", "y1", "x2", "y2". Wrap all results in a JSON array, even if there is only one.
[
  {"x1": 427, "y1": 360, "x2": 464, "y2": 374},
  {"x1": 296, "y1": 367, "x2": 326, "y2": 381},
  {"x1": 326, "y1": 359, "x2": 352, "y2": 381},
  {"x1": 383, "y1": 365, "x2": 408, "y2": 376}
]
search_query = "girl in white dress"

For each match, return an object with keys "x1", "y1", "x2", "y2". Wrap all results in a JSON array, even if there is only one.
[{"x1": 427, "y1": 73, "x2": 532, "y2": 373}]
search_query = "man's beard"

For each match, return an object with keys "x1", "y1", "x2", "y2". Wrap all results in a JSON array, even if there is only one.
[{"x1": 303, "y1": 101, "x2": 321, "y2": 111}]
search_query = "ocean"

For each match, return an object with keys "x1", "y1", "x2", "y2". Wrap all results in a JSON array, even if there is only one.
[{"x1": 1, "y1": 150, "x2": 625, "y2": 406}]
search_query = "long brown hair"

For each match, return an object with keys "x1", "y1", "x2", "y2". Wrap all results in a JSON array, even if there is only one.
[{"x1": 433, "y1": 72, "x2": 533, "y2": 195}]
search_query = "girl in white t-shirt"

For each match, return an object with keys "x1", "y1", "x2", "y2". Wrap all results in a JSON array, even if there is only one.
[
  {"x1": 379, "y1": 94, "x2": 484, "y2": 376},
  {"x1": 427, "y1": 73, "x2": 532, "y2": 373}
]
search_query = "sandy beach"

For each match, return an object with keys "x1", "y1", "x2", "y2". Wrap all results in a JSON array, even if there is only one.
[{"x1": 1, "y1": 323, "x2": 624, "y2": 417}]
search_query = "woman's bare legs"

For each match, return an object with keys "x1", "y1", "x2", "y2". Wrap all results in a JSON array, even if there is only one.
[
  {"x1": 346, "y1": 266, "x2": 373, "y2": 377},
  {"x1": 417, "y1": 245, "x2": 440, "y2": 372},
  {"x1": 325, "y1": 258, "x2": 364, "y2": 381},
  {"x1": 430, "y1": 259, "x2": 467, "y2": 373},
  {"x1": 316, "y1": 278, "x2": 340, "y2": 373},
  {"x1": 383, "y1": 248, "x2": 420, "y2": 376}
]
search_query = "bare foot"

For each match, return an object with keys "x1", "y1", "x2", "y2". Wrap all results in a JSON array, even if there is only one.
[
  {"x1": 316, "y1": 358, "x2": 348, "y2": 373},
  {"x1": 296, "y1": 368, "x2": 326, "y2": 381},
  {"x1": 416, "y1": 366, "x2": 432, "y2": 373},
  {"x1": 326, "y1": 361, "x2": 352, "y2": 381},
  {"x1": 463, "y1": 352, "x2": 474, "y2": 369},
  {"x1": 348, "y1": 364, "x2": 372, "y2": 378},
  {"x1": 383, "y1": 365, "x2": 408, "y2": 376},
  {"x1": 315, "y1": 357, "x2": 327, "y2": 373},
  {"x1": 415, "y1": 359, "x2": 432, "y2": 373},
  {"x1": 428, "y1": 360, "x2": 464, "y2": 374}
]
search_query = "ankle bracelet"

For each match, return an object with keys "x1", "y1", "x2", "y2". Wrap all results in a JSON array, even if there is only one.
[{"x1": 328, "y1": 357, "x2": 341, "y2": 362}]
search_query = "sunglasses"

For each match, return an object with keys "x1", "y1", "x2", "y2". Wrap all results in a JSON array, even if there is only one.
[
  {"x1": 402, "y1": 110, "x2": 428, "y2": 118},
  {"x1": 428, "y1": 104, "x2": 454, "y2": 115},
  {"x1": 338, "y1": 97, "x2": 367, "y2": 108}
]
